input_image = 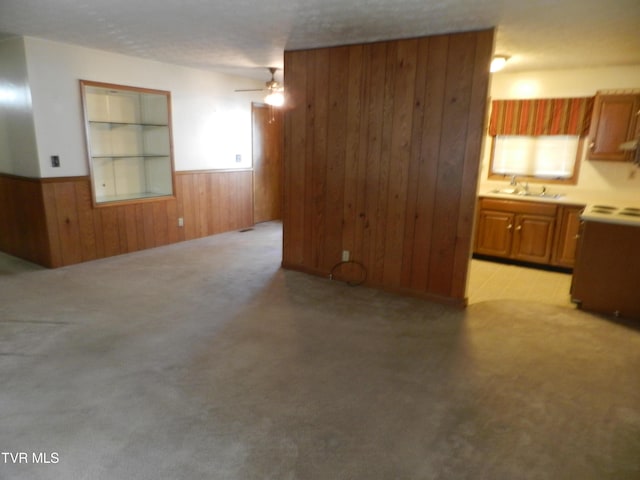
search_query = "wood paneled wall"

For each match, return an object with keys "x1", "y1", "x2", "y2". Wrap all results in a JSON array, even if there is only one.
[
  {"x1": 282, "y1": 29, "x2": 494, "y2": 305},
  {"x1": 0, "y1": 170, "x2": 253, "y2": 268},
  {"x1": 0, "y1": 174, "x2": 51, "y2": 266},
  {"x1": 175, "y1": 170, "x2": 254, "y2": 240}
]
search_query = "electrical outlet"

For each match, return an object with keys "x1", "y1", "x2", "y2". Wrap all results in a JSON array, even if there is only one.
[
  {"x1": 235, "y1": 154, "x2": 242, "y2": 163},
  {"x1": 51, "y1": 155, "x2": 60, "y2": 167},
  {"x1": 178, "y1": 217, "x2": 184, "y2": 227},
  {"x1": 342, "y1": 250, "x2": 350, "y2": 262}
]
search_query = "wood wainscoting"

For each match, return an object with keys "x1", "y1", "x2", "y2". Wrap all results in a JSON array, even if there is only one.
[
  {"x1": 0, "y1": 174, "x2": 52, "y2": 266},
  {"x1": 175, "y1": 170, "x2": 254, "y2": 241},
  {"x1": 0, "y1": 170, "x2": 253, "y2": 268},
  {"x1": 282, "y1": 29, "x2": 494, "y2": 305}
]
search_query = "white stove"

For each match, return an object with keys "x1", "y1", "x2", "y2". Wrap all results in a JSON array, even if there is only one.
[{"x1": 581, "y1": 204, "x2": 640, "y2": 226}]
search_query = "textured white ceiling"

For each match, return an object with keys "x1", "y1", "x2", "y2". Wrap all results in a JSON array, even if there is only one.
[{"x1": 0, "y1": 0, "x2": 639, "y2": 82}]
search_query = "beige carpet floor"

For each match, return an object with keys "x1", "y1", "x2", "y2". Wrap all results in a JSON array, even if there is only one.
[{"x1": 1, "y1": 221, "x2": 639, "y2": 479}]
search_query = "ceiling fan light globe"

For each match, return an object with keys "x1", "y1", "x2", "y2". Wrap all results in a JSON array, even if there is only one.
[{"x1": 265, "y1": 91, "x2": 285, "y2": 107}]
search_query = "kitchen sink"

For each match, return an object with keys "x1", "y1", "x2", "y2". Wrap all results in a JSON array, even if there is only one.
[{"x1": 489, "y1": 188, "x2": 564, "y2": 199}]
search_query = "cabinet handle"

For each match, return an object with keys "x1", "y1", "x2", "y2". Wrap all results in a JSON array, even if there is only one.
[
  {"x1": 589, "y1": 141, "x2": 595, "y2": 149},
  {"x1": 507, "y1": 224, "x2": 513, "y2": 230},
  {"x1": 515, "y1": 225, "x2": 522, "y2": 231}
]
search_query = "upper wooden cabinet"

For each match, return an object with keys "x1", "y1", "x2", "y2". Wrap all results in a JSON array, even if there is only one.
[
  {"x1": 587, "y1": 93, "x2": 640, "y2": 162},
  {"x1": 80, "y1": 80, "x2": 176, "y2": 206}
]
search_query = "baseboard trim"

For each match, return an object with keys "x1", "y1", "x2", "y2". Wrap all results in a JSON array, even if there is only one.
[{"x1": 281, "y1": 261, "x2": 467, "y2": 309}]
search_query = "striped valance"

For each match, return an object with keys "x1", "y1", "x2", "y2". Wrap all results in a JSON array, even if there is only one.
[{"x1": 488, "y1": 97, "x2": 594, "y2": 136}]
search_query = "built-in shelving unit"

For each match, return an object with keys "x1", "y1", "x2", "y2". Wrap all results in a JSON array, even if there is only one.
[{"x1": 80, "y1": 80, "x2": 175, "y2": 205}]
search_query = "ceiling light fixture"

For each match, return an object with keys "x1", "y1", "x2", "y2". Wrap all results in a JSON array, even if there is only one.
[
  {"x1": 264, "y1": 67, "x2": 284, "y2": 107},
  {"x1": 490, "y1": 55, "x2": 510, "y2": 73},
  {"x1": 234, "y1": 67, "x2": 285, "y2": 107},
  {"x1": 265, "y1": 90, "x2": 284, "y2": 107}
]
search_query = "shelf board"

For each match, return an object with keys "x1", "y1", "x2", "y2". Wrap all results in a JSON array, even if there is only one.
[
  {"x1": 88, "y1": 120, "x2": 168, "y2": 127},
  {"x1": 91, "y1": 154, "x2": 170, "y2": 159},
  {"x1": 96, "y1": 191, "x2": 173, "y2": 204}
]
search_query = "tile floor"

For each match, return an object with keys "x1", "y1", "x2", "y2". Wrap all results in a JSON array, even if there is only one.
[{"x1": 467, "y1": 258, "x2": 574, "y2": 307}]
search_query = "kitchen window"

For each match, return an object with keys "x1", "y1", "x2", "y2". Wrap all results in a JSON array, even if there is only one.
[
  {"x1": 490, "y1": 135, "x2": 582, "y2": 182},
  {"x1": 487, "y1": 97, "x2": 594, "y2": 184}
]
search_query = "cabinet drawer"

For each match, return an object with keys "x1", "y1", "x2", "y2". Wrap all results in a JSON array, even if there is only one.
[{"x1": 480, "y1": 198, "x2": 557, "y2": 217}]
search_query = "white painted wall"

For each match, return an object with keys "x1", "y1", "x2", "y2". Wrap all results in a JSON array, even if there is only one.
[
  {"x1": 480, "y1": 65, "x2": 640, "y2": 195},
  {"x1": 489, "y1": 66, "x2": 640, "y2": 99},
  {"x1": 0, "y1": 37, "x2": 40, "y2": 177},
  {"x1": 22, "y1": 36, "x2": 265, "y2": 178}
]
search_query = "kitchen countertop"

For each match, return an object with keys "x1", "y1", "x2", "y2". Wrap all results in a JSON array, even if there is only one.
[
  {"x1": 478, "y1": 185, "x2": 640, "y2": 226},
  {"x1": 479, "y1": 190, "x2": 587, "y2": 206},
  {"x1": 479, "y1": 187, "x2": 640, "y2": 209}
]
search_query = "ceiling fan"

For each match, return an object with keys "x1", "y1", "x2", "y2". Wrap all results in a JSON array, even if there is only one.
[{"x1": 235, "y1": 67, "x2": 285, "y2": 107}]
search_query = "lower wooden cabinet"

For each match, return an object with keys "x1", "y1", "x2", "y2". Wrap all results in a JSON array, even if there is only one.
[
  {"x1": 512, "y1": 213, "x2": 557, "y2": 263},
  {"x1": 475, "y1": 197, "x2": 584, "y2": 268},
  {"x1": 475, "y1": 209, "x2": 514, "y2": 257},
  {"x1": 551, "y1": 206, "x2": 584, "y2": 268},
  {"x1": 571, "y1": 220, "x2": 640, "y2": 319}
]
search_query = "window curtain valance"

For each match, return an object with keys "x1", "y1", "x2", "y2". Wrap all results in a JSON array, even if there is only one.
[{"x1": 488, "y1": 97, "x2": 594, "y2": 136}]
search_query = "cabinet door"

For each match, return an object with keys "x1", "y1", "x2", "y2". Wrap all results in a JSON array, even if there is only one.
[
  {"x1": 511, "y1": 214, "x2": 555, "y2": 264},
  {"x1": 552, "y1": 206, "x2": 583, "y2": 268},
  {"x1": 588, "y1": 94, "x2": 640, "y2": 162},
  {"x1": 475, "y1": 209, "x2": 514, "y2": 257}
]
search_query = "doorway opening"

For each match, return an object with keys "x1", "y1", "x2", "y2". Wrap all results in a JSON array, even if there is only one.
[{"x1": 251, "y1": 102, "x2": 283, "y2": 224}]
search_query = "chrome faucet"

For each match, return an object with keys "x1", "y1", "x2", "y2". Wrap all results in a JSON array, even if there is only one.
[{"x1": 509, "y1": 175, "x2": 529, "y2": 194}]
